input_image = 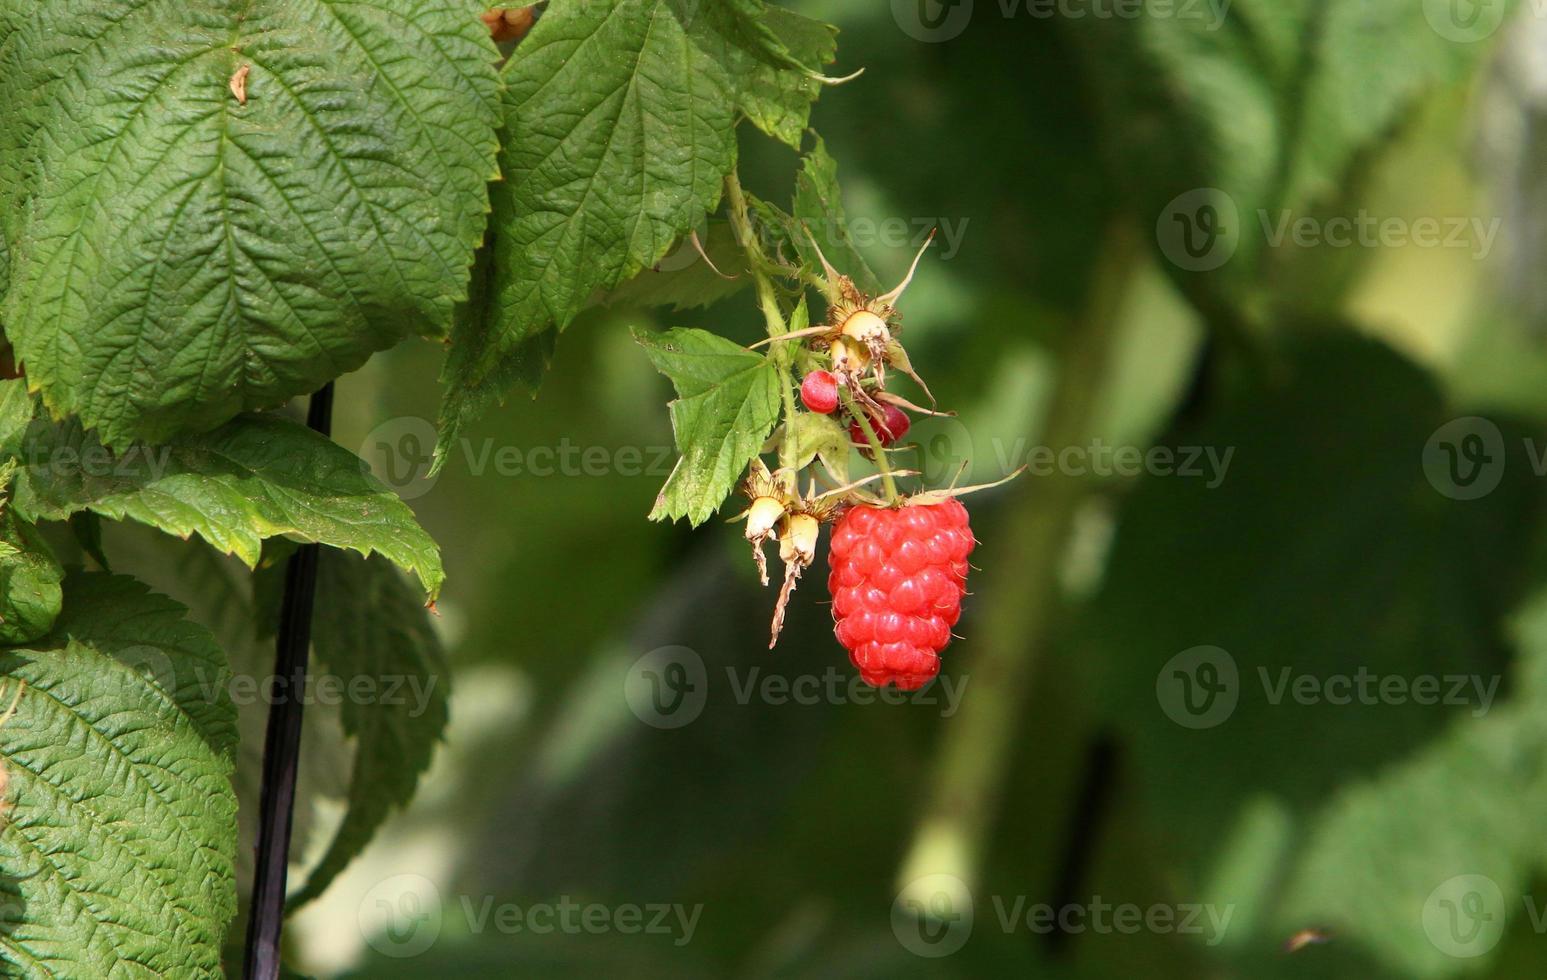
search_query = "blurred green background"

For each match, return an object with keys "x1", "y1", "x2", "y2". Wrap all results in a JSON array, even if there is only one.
[{"x1": 251, "y1": 1, "x2": 1547, "y2": 976}]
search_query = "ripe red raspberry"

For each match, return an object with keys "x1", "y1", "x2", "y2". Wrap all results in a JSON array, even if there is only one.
[
  {"x1": 800, "y1": 370, "x2": 840, "y2": 414},
  {"x1": 827, "y1": 500, "x2": 974, "y2": 689},
  {"x1": 848, "y1": 403, "x2": 910, "y2": 449}
]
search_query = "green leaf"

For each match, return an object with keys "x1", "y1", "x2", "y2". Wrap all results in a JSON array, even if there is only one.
[
  {"x1": 0, "y1": 0, "x2": 501, "y2": 447},
  {"x1": 0, "y1": 380, "x2": 34, "y2": 455},
  {"x1": 1079, "y1": 331, "x2": 1541, "y2": 970},
  {"x1": 775, "y1": 412, "x2": 849, "y2": 477},
  {"x1": 4, "y1": 399, "x2": 443, "y2": 599},
  {"x1": 734, "y1": 5, "x2": 839, "y2": 149},
  {"x1": 287, "y1": 551, "x2": 448, "y2": 909},
  {"x1": 792, "y1": 135, "x2": 879, "y2": 295},
  {"x1": 634, "y1": 327, "x2": 781, "y2": 526},
  {"x1": 0, "y1": 511, "x2": 62, "y2": 645},
  {"x1": 1273, "y1": 704, "x2": 1547, "y2": 976},
  {"x1": 438, "y1": 0, "x2": 833, "y2": 458},
  {"x1": 1073, "y1": 0, "x2": 1499, "y2": 291},
  {"x1": 0, "y1": 571, "x2": 238, "y2": 977},
  {"x1": 1255, "y1": 584, "x2": 1547, "y2": 976},
  {"x1": 598, "y1": 221, "x2": 752, "y2": 313},
  {"x1": 736, "y1": 139, "x2": 879, "y2": 300}
]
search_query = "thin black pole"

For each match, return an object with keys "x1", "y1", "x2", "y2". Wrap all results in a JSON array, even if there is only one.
[
  {"x1": 243, "y1": 383, "x2": 334, "y2": 980},
  {"x1": 1044, "y1": 732, "x2": 1119, "y2": 957}
]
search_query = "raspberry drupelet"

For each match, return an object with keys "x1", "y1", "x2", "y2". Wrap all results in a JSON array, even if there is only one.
[{"x1": 826, "y1": 499, "x2": 975, "y2": 689}]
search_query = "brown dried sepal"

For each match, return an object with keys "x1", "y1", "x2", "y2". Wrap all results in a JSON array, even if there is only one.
[{"x1": 769, "y1": 512, "x2": 821, "y2": 648}]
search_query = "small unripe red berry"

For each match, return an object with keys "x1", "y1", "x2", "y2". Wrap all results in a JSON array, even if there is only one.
[
  {"x1": 800, "y1": 371, "x2": 840, "y2": 414},
  {"x1": 849, "y1": 404, "x2": 910, "y2": 448}
]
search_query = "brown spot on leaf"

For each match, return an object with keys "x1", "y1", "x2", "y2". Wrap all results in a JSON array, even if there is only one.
[
  {"x1": 230, "y1": 63, "x2": 251, "y2": 105},
  {"x1": 482, "y1": 6, "x2": 536, "y2": 44}
]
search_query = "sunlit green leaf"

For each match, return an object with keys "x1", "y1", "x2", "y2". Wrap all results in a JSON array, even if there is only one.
[
  {"x1": 635, "y1": 326, "x2": 781, "y2": 526},
  {"x1": 0, "y1": 572, "x2": 237, "y2": 977},
  {"x1": 0, "y1": 0, "x2": 501, "y2": 446}
]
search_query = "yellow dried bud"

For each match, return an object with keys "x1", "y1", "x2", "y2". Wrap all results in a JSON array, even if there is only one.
[
  {"x1": 830, "y1": 335, "x2": 870, "y2": 374},
  {"x1": 745, "y1": 496, "x2": 786, "y2": 542},
  {"x1": 779, "y1": 513, "x2": 820, "y2": 565},
  {"x1": 841, "y1": 309, "x2": 890, "y2": 345}
]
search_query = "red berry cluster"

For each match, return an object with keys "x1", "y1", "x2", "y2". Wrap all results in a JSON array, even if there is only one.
[
  {"x1": 801, "y1": 370, "x2": 912, "y2": 452},
  {"x1": 848, "y1": 403, "x2": 910, "y2": 450},
  {"x1": 827, "y1": 500, "x2": 974, "y2": 689}
]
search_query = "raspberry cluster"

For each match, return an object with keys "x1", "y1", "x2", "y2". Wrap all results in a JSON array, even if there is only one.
[
  {"x1": 848, "y1": 403, "x2": 910, "y2": 451},
  {"x1": 827, "y1": 500, "x2": 974, "y2": 689}
]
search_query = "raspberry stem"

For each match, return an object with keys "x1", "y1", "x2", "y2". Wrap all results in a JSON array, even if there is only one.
[
  {"x1": 724, "y1": 170, "x2": 801, "y2": 473},
  {"x1": 838, "y1": 384, "x2": 900, "y2": 502}
]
